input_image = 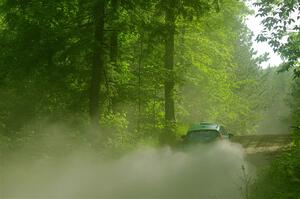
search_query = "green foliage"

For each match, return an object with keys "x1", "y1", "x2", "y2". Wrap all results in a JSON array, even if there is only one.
[
  {"x1": 177, "y1": 0, "x2": 265, "y2": 135},
  {"x1": 254, "y1": 0, "x2": 300, "y2": 76},
  {"x1": 257, "y1": 67, "x2": 292, "y2": 134},
  {"x1": 289, "y1": 78, "x2": 300, "y2": 125},
  {"x1": 251, "y1": 143, "x2": 300, "y2": 199},
  {"x1": 0, "y1": 0, "x2": 270, "y2": 151},
  {"x1": 0, "y1": 1, "x2": 298, "y2": 197}
]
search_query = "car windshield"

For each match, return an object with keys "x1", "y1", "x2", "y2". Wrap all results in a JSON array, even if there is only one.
[{"x1": 187, "y1": 130, "x2": 219, "y2": 140}]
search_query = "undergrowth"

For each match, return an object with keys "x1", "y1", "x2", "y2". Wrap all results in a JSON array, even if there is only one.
[{"x1": 250, "y1": 137, "x2": 300, "y2": 199}]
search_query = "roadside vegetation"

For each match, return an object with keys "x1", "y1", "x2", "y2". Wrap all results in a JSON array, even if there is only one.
[
  {"x1": 251, "y1": 141, "x2": 300, "y2": 199},
  {"x1": 250, "y1": 0, "x2": 300, "y2": 198},
  {"x1": 250, "y1": 77, "x2": 300, "y2": 199}
]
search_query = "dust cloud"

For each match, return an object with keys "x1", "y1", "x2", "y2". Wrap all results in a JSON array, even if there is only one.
[{"x1": 1, "y1": 141, "x2": 252, "y2": 199}]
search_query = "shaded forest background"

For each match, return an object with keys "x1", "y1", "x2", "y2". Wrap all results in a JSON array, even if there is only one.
[{"x1": 0, "y1": 0, "x2": 297, "y2": 154}]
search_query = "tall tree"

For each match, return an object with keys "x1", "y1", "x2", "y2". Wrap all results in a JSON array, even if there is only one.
[
  {"x1": 160, "y1": 0, "x2": 212, "y2": 142},
  {"x1": 164, "y1": 4, "x2": 176, "y2": 136},
  {"x1": 89, "y1": 0, "x2": 105, "y2": 127},
  {"x1": 110, "y1": 0, "x2": 119, "y2": 65}
]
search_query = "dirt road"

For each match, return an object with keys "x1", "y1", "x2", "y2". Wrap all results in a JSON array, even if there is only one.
[{"x1": 232, "y1": 134, "x2": 293, "y2": 167}]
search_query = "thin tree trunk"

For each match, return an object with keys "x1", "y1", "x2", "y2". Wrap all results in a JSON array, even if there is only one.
[
  {"x1": 89, "y1": 0, "x2": 105, "y2": 127},
  {"x1": 164, "y1": 7, "x2": 176, "y2": 138},
  {"x1": 137, "y1": 35, "x2": 143, "y2": 133},
  {"x1": 109, "y1": 0, "x2": 119, "y2": 111},
  {"x1": 110, "y1": 0, "x2": 119, "y2": 64}
]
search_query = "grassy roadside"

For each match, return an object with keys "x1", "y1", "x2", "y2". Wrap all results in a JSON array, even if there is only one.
[{"x1": 250, "y1": 136, "x2": 300, "y2": 199}]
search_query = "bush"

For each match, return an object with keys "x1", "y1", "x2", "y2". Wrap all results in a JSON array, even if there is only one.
[{"x1": 251, "y1": 142, "x2": 300, "y2": 199}]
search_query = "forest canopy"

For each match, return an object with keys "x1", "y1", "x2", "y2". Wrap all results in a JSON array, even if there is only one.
[{"x1": 0, "y1": 0, "x2": 294, "y2": 153}]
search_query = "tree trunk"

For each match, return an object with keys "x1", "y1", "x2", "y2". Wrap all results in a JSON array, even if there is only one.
[
  {"x1": 137, "y1": 35, "x2": 143, "y2": 133},
  {"x1": 89, "y1": 0, "x2": 105, "y2": 127},
  {"x1": 110, "y1": 0, "x2": 119, "y2": 65},
  {"x1": 163, "y1": 7, "x2": 176, "y2": 142},
  {"x1": 109, "y1": 0, "x2": 119, "y2": 111}
]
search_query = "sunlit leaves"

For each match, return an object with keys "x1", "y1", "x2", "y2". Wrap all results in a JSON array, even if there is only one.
[{"x1": 254, "y1": 0, "x2": 300, "y2": 75}]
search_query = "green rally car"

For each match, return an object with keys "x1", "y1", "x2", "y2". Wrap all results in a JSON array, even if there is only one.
[{"x1": 182, "y1": 122, "x2": 233, "y2": 144}]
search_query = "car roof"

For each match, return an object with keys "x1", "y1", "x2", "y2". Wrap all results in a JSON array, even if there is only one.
[{"x1": 188, "y1": 122, "x2": 221, "y2": 132}]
